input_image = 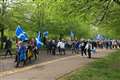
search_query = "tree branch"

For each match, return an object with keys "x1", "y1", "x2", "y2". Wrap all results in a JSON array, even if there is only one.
[
  {"x1": 113, "y1": 0, "x2": 120, "y2": 5},
  {"x1": 95, "y1": 0, "x2": 113, "y2": 25}
]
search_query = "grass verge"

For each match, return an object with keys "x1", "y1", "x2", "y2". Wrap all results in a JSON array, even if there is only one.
[{"x1": 58, "y1": 50, "x2": 120, "y2": 80}]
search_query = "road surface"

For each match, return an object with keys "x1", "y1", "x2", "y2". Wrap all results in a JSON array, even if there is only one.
[{"x1": 0, "y1": 49, "x2": 115, "y2": 80}]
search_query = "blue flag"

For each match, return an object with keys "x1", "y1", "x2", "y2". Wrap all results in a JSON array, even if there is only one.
[
  {"x1": 70, "y1": 31, "x2": 74, "y2": 37},
  {"x1": 96, "y1": 34, "x2": 104, "y2": 40},
  {"x1": 36, "y1": 32, "x2": 43, "y2": 48},
  {"x1": 43, "y1": 31, "x2": 48, "y2": 38},
  {"x1": 16, "y1": 25, "x2": 28, "y2": 41}
]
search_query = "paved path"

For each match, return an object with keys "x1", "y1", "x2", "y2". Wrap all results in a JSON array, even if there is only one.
[
  {"x1": 0, "y1": 49, "x2": 116, "y2": 80},
  {"x1": 0, "y1": 50, "x2": 75, "y2": 72}
]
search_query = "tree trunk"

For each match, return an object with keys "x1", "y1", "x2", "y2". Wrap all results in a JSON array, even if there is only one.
[
  {"x1": 0, "y1": 28, "x2": 4, "y2": 49},
  {"x1": 59, "y1": 33, "x2": 63, "y2": 40}
]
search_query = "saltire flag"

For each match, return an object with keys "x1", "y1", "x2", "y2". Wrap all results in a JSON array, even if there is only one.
[
  {"x1": 36, "y1": 32, "x2": 43, "y2": 48},
  {"x1": 43, "y1": 31, "x2": 48, "y2": 38},
  {"x1": 16, "y1": 25, "x2": 28, "y2": 41},
  {"x1": 96, "y1": 34, "x2": 104, "y2": 40},
  {"x1": 70, "y1": 31, "x2": 74, "y2": 37}
]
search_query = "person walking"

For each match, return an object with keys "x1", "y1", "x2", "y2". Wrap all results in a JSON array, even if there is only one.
[
  {"x1": 27, "y1": 44, "x2": 33, "y2": 63},
  {"x1": 57, "y1": 40, "x2": 66, "y2": 55},
  {"x1": 47, "y1": 40, "x2": 52, "y2": 54},
  {"x1": 4, "y1": 38, "x2": 13, "y2": 57},
  {"x1": 16, "y1": 42, "x2": 27, "y2": 67},
  {"x1": 51, "y1": 40, "x2": 57, "y2": 55},
  {"x1": 75, "y1": 41, "x2": 80, "y2": 54},
  {"x1": 81, "y1": 40, "x2": 87, "y2": 56},
  {"x1": 85, "y1": 41, "x2": 92, "y2": 58},
  {"x1": 71, "y1": 40, "x2": 76, "y2": 54}
]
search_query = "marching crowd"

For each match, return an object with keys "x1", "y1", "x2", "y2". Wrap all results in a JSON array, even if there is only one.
[
  {"x1": 46, "y1": 39, "x2": 120, "y2": 58},
  {"x1": 3, "y1": 37, "x2": 120, "y2": 67}
]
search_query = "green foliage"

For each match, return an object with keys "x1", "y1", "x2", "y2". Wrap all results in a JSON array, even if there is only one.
[{"x1": 0, "y1": 0, "x2": 120, "y2": 39}]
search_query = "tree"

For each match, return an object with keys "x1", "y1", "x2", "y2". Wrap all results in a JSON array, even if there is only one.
[
  {"x1": 0, "y1": 0, "x2": 9, "y2": 49},
  {"x1": 1, "y1": 0, "x2": 120, "y2": 45}
]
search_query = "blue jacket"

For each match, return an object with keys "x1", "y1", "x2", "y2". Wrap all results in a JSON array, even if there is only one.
[{"x1": 18, "y1": 45, "x2": 27, "y2": 61}]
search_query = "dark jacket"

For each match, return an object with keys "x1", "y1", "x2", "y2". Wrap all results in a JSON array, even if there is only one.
[{"x1": 5, "y1": 40, "x2": 12, "y2": 49}]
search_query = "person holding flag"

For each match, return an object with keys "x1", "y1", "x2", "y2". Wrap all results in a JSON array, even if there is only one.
[
  {"x1": 16, "y1": 41, "x2": 27, "y2": 67},
  {"x1": 15, "y1": 25, "x2": 28, "y2": 67},
  {"x1": 33, "y1": 32, "x2": 43, "y2": 60}
]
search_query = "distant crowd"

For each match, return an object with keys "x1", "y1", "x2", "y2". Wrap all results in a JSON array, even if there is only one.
[
  {"x1": 45, "y1": 39, "x2": 120, "y2": 57},
  {"x1": 3, "y1": 37, "x2": 120, "y2": 67}
]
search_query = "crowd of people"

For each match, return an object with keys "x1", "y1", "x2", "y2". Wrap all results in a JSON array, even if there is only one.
[
  {"x1": 3, "y1": 37, "x2": 120, "y2": 67},
  {"x1": 45, "y1": 39, "x2": 120, "y2": 58},
  {"x1": 15, "y1": 38, "x2": 39, "y2": 67}
]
